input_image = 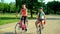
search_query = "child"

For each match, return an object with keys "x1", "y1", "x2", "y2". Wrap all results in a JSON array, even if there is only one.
[
  {"x1": 19, "y1": 4, "x2": 28, "y2": 31},
  {"x1": 35, "y1": 7, "x2": 46, "y2": 30}
]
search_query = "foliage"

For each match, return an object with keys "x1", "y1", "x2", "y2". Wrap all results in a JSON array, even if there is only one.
[
  {"x1": 0, "y1": 0, "x2": 60, "y2": 15},
  {"x1": 47, "y1": 1, "x2": 60, "y2": 14},
  {"x1": 0, "y1": 3, "x2": 4, "y2": 11},
  {"x1": 0, "y1": 2, "x2": 16, "y2": 13}
]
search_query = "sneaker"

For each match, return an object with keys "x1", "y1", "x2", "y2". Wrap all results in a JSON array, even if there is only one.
[{"x1": 25, "y1": 28, "x2": 27, "y2": 32}]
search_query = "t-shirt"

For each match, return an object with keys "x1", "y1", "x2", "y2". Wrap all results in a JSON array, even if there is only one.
[
  {"x1": 38, "y1": 11, "x2": 45, "y2": 19},
  {"x1": 22, "y1": 8, "x2": 27, "y2": 16}
]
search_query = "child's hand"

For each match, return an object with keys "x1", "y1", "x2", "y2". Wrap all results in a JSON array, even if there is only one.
[
  {"x1": 36, "y1": 15, "x2": 38, "y2": 19},
  {"x1": 17, "y1": 14, "x2": 20, "y2": 17}
]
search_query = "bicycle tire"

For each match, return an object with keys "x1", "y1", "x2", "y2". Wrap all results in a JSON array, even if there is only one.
[
  {"x1": 15, "y1": 23, "x2": 22, "y2": 34},
  {"x1": 37, "y1": 24, "x2": 42, "y2": 34}
]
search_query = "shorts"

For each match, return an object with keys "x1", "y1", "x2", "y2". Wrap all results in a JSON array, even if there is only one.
[
  {"x1": 36, "y1": 18, "x2": 44, "y2": 23},
  {"x1": 21, "y1": 16, "x2": 28, "y2": 24}
]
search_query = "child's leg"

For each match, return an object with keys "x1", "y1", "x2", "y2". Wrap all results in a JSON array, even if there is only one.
[
  {"x1": 24, "y1": 16, "x2": 28, "y2": 27},
  {"x1": 24, "y1": 16, "x2": 28, "y2": 31},
  {"x1": 35, "y1": 21, "x2": 39, "y2": 29},
  {"x1": 35, "y1": 22, "x2": 38, "y2": 28}
]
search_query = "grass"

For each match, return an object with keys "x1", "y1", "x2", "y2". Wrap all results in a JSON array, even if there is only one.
[
  {"x1": 0, "y1": 13, "x2": 19, "y2": 25},
  {"x1": 0, "y1": 13, "x2": 36, "y2": 25},
  {"x1": 0, "y1": 13, "x2": 60, "y2": 25},
  {"x1": 0, "y1": 19, "x2": 19, "y2": 25}
]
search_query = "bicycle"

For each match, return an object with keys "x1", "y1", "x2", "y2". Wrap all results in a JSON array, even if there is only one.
[
  {"x1": 15, "y1": 20, "x2": 26, "y2": 34},
  {"x1": 37, "y1": 18, "x2": 46, "y2": 34}
]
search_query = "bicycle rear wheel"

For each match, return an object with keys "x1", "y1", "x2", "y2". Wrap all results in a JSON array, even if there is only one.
[{"x1": 15, "y1": 23, "x2": 22, "y2": 34}]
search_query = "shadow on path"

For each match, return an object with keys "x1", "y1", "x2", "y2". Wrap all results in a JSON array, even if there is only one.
[
  {"x1": 4, "y1": 32, "x2": 14, "y2": 34},
  {"x1": 3, "y1": 32, "x2": 33, "y2": 34},
  {"x1": 47, "y1": 18, "x2": 60, "y2": 20}
]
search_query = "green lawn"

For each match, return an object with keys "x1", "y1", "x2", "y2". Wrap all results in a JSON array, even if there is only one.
[
  {"x1": 0, "y1": 13, "x2": 60, "y2": 25},
  {"x1": 0, "y1": 19, "x2": 19, "y2": 25},
  {"x1": 0, "y1": 13, "x2": 36, "y2": 25},
  {"x1": 0, "y1": 13, "x2": 20, "y2": 25}
]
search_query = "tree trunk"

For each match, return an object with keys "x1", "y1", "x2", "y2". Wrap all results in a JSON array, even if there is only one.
[
  {"x1": 30, "y1": 9, "x2": 33, "y2": 18},
  {"x1": 54, "y1": 10, "x2": 56, "y2": 14}
]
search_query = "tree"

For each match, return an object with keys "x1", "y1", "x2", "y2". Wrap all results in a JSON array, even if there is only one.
[
  {"x1": 9, "y1": 2, "x2": 16, "y2": 13},
  {"x1": 15, "y1": 0, "x2": 45, "y2": 18},
  {"x1": 16, "y1": 0, "x2": 22, "y2": 13},
  {"x1": 47, "y1": 1, "x2": 60, "y2": 14},
  {"x1": 3, "y1": 3, "x2": 9, "y2": 13},
  {"x1": 0, "y1": 3, "x2": 4, "y2": 11},
  {"x1": 28, "y1": 0, "x2": 34, "y2": 18},
  {"x1": 27, "y1": 0, "x2": 45, "y2": 18}
]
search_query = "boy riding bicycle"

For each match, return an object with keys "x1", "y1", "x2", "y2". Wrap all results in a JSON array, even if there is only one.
[
  {"x1": 35, "y1": 7, "x2": 46, "y2": 30},
  {"x1": 19, "y1": 4, "x2": 28, "y2": 31}
]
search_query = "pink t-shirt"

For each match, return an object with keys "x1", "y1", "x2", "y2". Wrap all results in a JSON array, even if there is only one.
[{"x1": 21, "y1": 8, "x2": 27, "y2": 16}]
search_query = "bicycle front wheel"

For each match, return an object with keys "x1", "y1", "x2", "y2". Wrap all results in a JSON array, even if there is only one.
[
  {"x1": 15, "y1": 23, "x2": 22, "y2": 34},
  {"x1": 37, "y1": 24, "x2": 42, "y2": 34}
]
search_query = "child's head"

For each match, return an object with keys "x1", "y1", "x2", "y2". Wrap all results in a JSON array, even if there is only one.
[
  {"x1": 22, "y1": 4, "x2": 26, "y2": 9},
  {"x1": 39, "y1": 7, "x2": 43, "y2": 12}
]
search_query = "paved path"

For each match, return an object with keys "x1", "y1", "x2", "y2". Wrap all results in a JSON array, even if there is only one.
[{"x1": 0, "y1": 15, "x2": 60, "y2": 34}]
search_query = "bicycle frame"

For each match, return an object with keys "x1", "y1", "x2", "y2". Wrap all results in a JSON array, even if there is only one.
[
  {"x1": 15, "y1": 20, "x2": 26, "y2": 34},
  {"x1": 19, "y1": 20, "x2": 26, "y2": 30}
]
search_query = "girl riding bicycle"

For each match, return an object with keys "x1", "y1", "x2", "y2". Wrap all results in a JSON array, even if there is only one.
[
  {"x1": 35, "y1": 7, "x2": 46, "y2": 30},
  {"x1": 19, "y1": 4, "x2": 28, "y2": 31}
]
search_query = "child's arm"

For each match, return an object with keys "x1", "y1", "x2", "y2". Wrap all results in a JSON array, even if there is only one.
[
  {"x1": 37, "y1": 15, "x2": 39, "y2": 18},
  {"x1": 18, "y1": 9, "x2": 22, "y2": 16},
  {"x1": 36, "y1": 11, "x2": 39, "y2": 18},
  {"x1": 44, "y1": 14, "x2": 46, "y2": 19},
  {"x1": 36, "y1": 13, "x2": 39, "y2": 18}
]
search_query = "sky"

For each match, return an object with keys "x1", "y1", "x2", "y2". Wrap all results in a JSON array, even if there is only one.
[
  {"x1": 0, "y1": 0, "x2": 15, "y2": 3},
  {"x1": 0, "y1": 0, "x2": 60, "y2": 4}
]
